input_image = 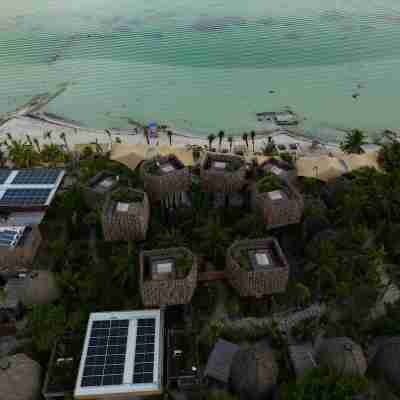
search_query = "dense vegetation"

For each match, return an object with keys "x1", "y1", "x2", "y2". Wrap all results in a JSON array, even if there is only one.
[{"x1": 5, "y1": 130, "x2": 400, "y2": 398}]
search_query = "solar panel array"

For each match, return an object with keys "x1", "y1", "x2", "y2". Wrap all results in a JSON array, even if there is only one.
[
  {"x1": 0, "y1": 229, "x2": 20, "y2": 247},
  {"x1": 0, "y1": 170, "x2": 11, "y2": 185},
  {"x1": 81, "y1": 319, "x2": 129, "y2": 387},
  {"x1": 12, "y1": 169, "x2": 61, "y2": 185},
  {"x1": 133, "y1": 318, "x2": 156, "y2": 384},
  {"x1": 0, "y1": 188, "x2": 52, "y2": 206}
]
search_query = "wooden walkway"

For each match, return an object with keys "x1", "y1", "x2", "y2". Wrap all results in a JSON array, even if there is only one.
[{"x1": 198, "y1": 271, "x2": 226, "y2": 282}]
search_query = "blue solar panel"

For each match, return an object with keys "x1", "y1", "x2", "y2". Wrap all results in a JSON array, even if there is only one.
[
  {"x1": 0, "y1": 188, "x2": 51, "y2": 206},
  {"x1": 0, "y1": 230, "x2": 19, "y2": 247},
  {"x1": 12, "y1": 169, "x2": 61, "y2": 185},
  {"x1": 133, "y1": 318, "x2": 155, "y2": 384},
  {"x1": 81, "y1": 319, "x2": 129, "y2": 388},
  {"x1": 0, "y1": 170, "x2": 11, "y2": 185}
]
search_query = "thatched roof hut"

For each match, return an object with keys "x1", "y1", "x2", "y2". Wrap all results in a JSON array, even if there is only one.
[
  {"x1": 140, "y1": 247, "x2": 198, "y2": 307},
  {"x1": 230, "y1": 342, "x2": 278, "y2": 400},
  {"x1": 140, "y1": 155, "x2": 191, "y2": 203},
  {"x1": 18, "y1": 271, "x2": 60, "y2": 307},
  {"x1": 316, "y1": 337, "x2": 367, "y2": 376},
  {"x1": 200, "y1": 153, "x2": 247, "y2": 193},
  {"x1": 226, "y1": 238, "x2": 289, "y2": 298},
  {"x1": 251, "y1": 175, "x2": 303, "y2": 229},
  {"x1": 0, "y1": 353, "x2": 42, "y2": 400},
  {"x1": 369, "y1": 337, "x2": 400, "y2": 395},
  {"x1": 0, "y1": 226, "x2": 42, "y2": 273},
  {"x1": 102, "y1": 188, "x2": 150, "y2": 241}
]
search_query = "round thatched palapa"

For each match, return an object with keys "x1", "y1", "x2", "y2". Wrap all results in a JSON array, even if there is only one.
[
  {"x1": 0, "y1": 353, "x2": 42, "y2": 400},
  {"x1": 18, "y1": 271, "x2": 60, "y2": 307},
  {"x1": 369, "y1": 337, "x2": 400, "y2": 395},
  {"x1": 316, "y1": 337, "x2": 367, "y2": 376},
  {"x1": 230, "y1": 341, "x2": 278, "y2": 400}
]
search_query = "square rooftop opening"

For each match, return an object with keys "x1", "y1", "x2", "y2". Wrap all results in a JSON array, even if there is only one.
[
  {"x1": 212, "y1": 161, "x2": 227, "y2": 170},
  {"x1": 150, "y1": 256, "x2": 176, "y2": 281},
  {"x1": 268, "y1": 190, "x2": 285, "y2": 201},
  {"x1": 74, "y1": 309, "x2": 163, "y2": 400},
  {"x1": 116, "y1": 202, "x2": 130, "y2": 213},
  {"x1": 248, "y1": 248, "x2": 276, "y2": 271}
]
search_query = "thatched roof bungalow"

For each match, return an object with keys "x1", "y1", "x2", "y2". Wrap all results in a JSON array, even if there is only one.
[
  {"x1": 0, "y1": 226, "x2": 41, "y2": 273},
  {"x1": 226, "y1": 238, "x2": 289, "y2": 298},
  {"x1": 230, "y1": 342, "x2": 278, "y2": 400},
  {"x1": 200, "y1": 153, "x2": 247, "y2": 193},
  {"x1": 102, "y1": 188, "x2": 150, "y2": 241},
  {"x1": 140, "y1": 155, "x2": 191, "y2": 203},
  {"x1": 82, "y1": 171, "x2": 120, "y2": 209},
  {"x1": 251, "y1": 173, "x2": 303, "y2": 229},
  {"x1": 316, "y1": 337, "x2": 367, "y2": 376},
  {"x1": 369, "y1": 337, "x2": 400, "y2": 395},
  {"x1": 0, "y1": 353, "x2": 42, "y2": 400},
  {"x1": 140, "y1": 247, "x2": 197, "y2": 307}
]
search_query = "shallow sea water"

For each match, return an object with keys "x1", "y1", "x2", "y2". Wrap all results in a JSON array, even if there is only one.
[{"x1": 1, "y1": 0, "x2": 400, "y2": 140}]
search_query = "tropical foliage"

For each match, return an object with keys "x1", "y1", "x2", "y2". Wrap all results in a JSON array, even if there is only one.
[{"x1": 280, "y1": 368, "x2": 370, "y2": 400}]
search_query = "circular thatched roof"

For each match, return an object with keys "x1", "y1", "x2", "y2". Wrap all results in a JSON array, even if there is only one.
[
  {"x1": 0, "y1": 353, "x2": 42, "y2": 400},
  {"x1": 230, "y1": 342, "x2": 278, "y2": 400},
  {"x1": 369, "y1": 337, "x2": 400, "y2": 394},
  {"x1": 316, "y1": 337, "x2": 367, "y2": 376},
  {"x1": 19, "y1": 271, "x2": 60, "y2": 307}
]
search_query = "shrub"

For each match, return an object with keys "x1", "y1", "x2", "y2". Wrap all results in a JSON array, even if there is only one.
[{"x1": 280, "y1": 368, "x2": 370, "y2": 400}]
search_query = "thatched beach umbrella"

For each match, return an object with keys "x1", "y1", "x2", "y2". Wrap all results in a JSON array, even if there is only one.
[
  {"x1": 296, "y1": 156, "x2": 346, "y2": 182},
  {"x1": 316, "y1": 337, "x2": 367, "y2": 376},
  {"x1": 18, "y1": 271, "x2": 60, "y2": 307},
  {"x1": 230, "y1": 342, "x2": 278, "y2": 400},
  {"x1": 0, "y1": 353, "x2": 42, "y2": 400},
  {"x1": 369, "y1": 337, "x2": 400, "y2": 395}
]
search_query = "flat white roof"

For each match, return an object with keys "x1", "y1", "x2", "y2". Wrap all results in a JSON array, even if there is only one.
[
  {"x1": 255, "y1": 252, "x2": 271, "y2": 266},
  {"x1": 156, "y1": 261, "x2": 173, "y2": 274},
  {"x1": 160, "y1": 163, "x2": 175, "y2": 173},
  {"x1": 268, "y1": 190, "x2": 284, "y2": 201},
  {"x1": 75, "y1": 309, "x2": 163, "y2": 399},
  {"x1": 270, "y1": 166, "x2": 283, "y2": 175},
  {"x1": 116, "y1": 202, "x2": 129, "y2": 212},
  {"x1": 213, "y1": 161, "x2": 227, "y2": 169}
]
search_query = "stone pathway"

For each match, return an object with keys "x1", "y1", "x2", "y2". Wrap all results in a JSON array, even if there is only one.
[
  {"x1": 370, "y1": 267, "x2": 400, "y2": 319},
  {"x1": 221, "y1": 303, "x2": 326, "y2": 338}
]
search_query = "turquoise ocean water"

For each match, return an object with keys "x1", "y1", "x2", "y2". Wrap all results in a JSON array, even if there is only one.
[{"x1": 1, "y1": 0, "x2": 400, "y2": 140}]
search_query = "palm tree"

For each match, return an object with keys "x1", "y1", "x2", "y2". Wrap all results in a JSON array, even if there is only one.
[
  {"x1": 207, "y1": 134, "x2": 216, "y2": 151},
  {"x1": 340, "y1": 129, "x2": 366, "y2": 154},
  {"x1": 105, "y1": 129, "x2": 112, "y2": 145},
  {"x1": 25, "y1": 134, "x2": 32, "y2": 146},
  {"x1": 143, "y1": 127, "x2": 150, "y2": 145},
  {"x1": 6, "y1": 139, "x2": 39, "y2": 168},
  {"x1": 218, "y1": 130, "x2": 225, "y2": 151},
  {"x1": 40, "y1": 143, "x2": 66, "y2": 166},
  {"x1": 43, "y1": 130, "x2": 53, "y2": 143},
  {"x1": 242, "y1": 132, "x2": 249, "y2": 149},
  {"x1": 228, "y1": 136, "x2": 233, "y2": 153},
  {"x1": 250, "y1": 130, "x2": 256, "y2": 153},
  {"x1": 59, "y1": 132, "x2": 69, "y2": 151},
  {"x1": 33, "y1": 138, "x2": 41, "y2": 153},
  {"x1": 115, "y1": 137, "x2": 122, "y2": 144},
  {"x1": 6, "y1": 133, "x2": 12, "y2": 142},
  {"x1": 167, "y1": 130, "x2": 173, "y2": 146},
  {"x1": 194, "y1": 217, "x2": 231, "y2": 263}
]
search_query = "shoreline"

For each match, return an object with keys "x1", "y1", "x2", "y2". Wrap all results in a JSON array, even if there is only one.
[{"x1": 0, "y1": 112, "x2": 342, "y2": 156}]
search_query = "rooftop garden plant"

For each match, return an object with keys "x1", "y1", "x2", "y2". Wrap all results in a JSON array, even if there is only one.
[
  {"x1": 256, "y1": 172, "x2": 283, "y2": 193},
  {"x1": 174, "y1": 252, "x2": 193, "y2": 279},
  {"x1": 111, "y1": 188, "x2": 144, "y2": 203},
  {"x1": 224, "y1": 158, "x2": 244, "y2": 172}
]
